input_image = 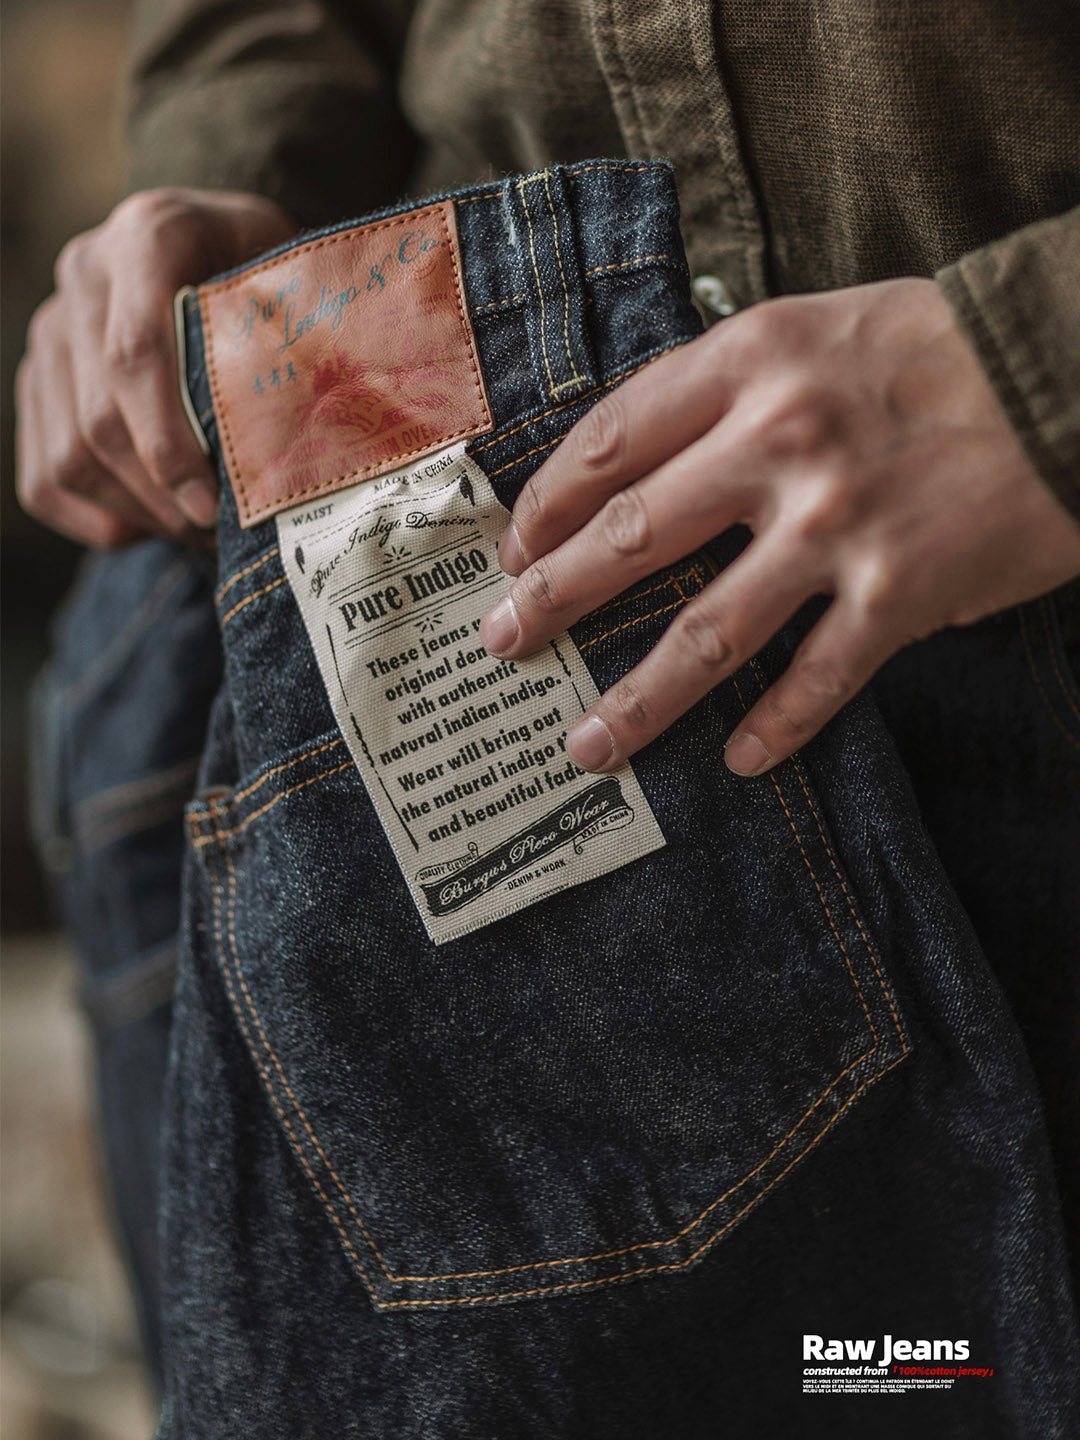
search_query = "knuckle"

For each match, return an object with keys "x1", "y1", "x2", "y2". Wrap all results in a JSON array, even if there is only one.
[
  {"x1": 140, "y1": 435, "x2": 186, "y2": 487},
  {"x1": 105, "y1": 325, "x2": 164, "y2": 375},
  {"x1": 598, "y1": 486, "x2": 651, "y2": 558},
  {"x1": 576, "y1": 394, "x2": 626, "y2": 473},
  {"x1": 758, "y1": 385, "x2": 835, "y2": 461},
  {"x1": 50, "y1": 441, "x2": 95, "y2": 495},
  {"x1": 674, "y1": 602, "x2": 735, "y2": 669},
  {"x1": 80, "y1": 400, "x2": 127, "y2": 456},
  {"x1": 853, "y1": 552, "x2": 902, "y2": 617},
  {"x1": 516, "y1": 558, "x2": 563, "y2": 617},
  {"x1": 608, "y1": 674, "x2": 654, "y2": 736},
  {"x1": 794, "y1": 656, "x2": 851, "y2": 709},
  {"x1": 54, "y1": 233, "x2": 88, "y2": 284},
  {"x1": 512, "y1": 476, "x2": 547, "y2": 542}
]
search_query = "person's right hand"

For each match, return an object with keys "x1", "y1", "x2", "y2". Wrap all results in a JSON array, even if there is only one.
[{"x1": 16, "y1": 188, "x2": 295, "y2": 548}]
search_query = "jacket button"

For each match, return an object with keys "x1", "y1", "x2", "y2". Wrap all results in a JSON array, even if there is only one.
[{"x1": 692, "y1": 274, "x2": 739, "y2": 318}]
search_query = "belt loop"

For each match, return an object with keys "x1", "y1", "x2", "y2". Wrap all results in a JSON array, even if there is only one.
[{"x1": 503, "y1": 166, "x2": 597, "y2": 404}]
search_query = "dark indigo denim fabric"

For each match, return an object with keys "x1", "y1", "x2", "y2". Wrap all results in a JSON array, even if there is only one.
[{"x1": 34, "y1": 162, "x2": 1080, "y2": 1438}]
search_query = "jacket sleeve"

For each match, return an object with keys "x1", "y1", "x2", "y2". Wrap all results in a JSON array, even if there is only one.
[
  {"x1": 125, "y1": 0, "x2": 418, "y2": 228},
  {"x1": 937, "y1": 205, "x2": 1080, "y2": 529}
]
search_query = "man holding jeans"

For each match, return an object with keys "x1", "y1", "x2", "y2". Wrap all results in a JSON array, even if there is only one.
[{"x1": 16, "y1": 2, "x2": 1080, "y2": 1435}]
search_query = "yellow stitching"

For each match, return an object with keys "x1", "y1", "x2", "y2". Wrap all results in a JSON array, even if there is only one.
[
  {"x1": 210, "y1": 793, "x2": 900, "y2": 1307},
  {"x1": 472, "y1": 354, "x2": 660, "y2": 455},
  {"x1": 194, "y1": 653, "x2": 907, "y2": 1296},
  {"x1": 191, "y1": 738, "x2": 347, "y2": 818},
  {"x1": 206, "y1": 828, "x2": 381, "y2": 1303},
  {"x1": 1019, "y1": 606, "x2": 1080, "y2": 753},
  {"x1": 592, "y1": 567, "x2": 701, "y2": 619},
  {"x1": 215, "y1": 547, "x2": 280, "y2": 603},
  {"x1": 219, "y1": 844, "x2": 397, "y2": 1283},
  {"x1": 375, "y1": 1054, "x2": 908, "y2": 1307},
  {"x1": 578, "y1": 599, "x2": 686, "y2": 650},
  {"x1": 543, "y1": 168, "x2": 586, "y2": 390},
  {"x1": 518, "y1": 175, "x2": 555, "y2": 393},
  {"x1": 220, "y1": 576, "x2": 286, "y2": 626},
  {"x1": 1040, "y1": 597, "x2": 1080, "y2": 731},
  {"x1": 191, "y1": 761, "x2": 354, "y2": 843},
  {"x1": 489, "y1": 434, "x2": 562, "y2": 477},
  {"x1": 787, "y1": 751, "x2": 908, "y2": 1050},
  {"x1": 584, "y1": 254, "x2": 672, "y2": 278}
]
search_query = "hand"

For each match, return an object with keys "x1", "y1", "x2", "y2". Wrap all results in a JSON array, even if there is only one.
[
  {"x1": 16, "y1": 188, "x2": 295, "y2": 548},
  {"x1": 480, "y1": 277, "x2": 1080, "y2": 776}
]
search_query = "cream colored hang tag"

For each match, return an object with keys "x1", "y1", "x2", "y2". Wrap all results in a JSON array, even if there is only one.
[{"x1": 277, "y1": 444, "x2": 665, "y2": 944}]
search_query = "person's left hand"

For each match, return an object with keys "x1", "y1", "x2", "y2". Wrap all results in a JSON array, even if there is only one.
[{"x1": 479, "y1": 276, "x2": 1080, "y2": 776}]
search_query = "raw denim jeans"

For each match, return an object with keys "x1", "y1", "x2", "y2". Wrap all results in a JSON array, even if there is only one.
[{"x1": 33, "y1": 161, "x2": 1080, "y2": 1438}]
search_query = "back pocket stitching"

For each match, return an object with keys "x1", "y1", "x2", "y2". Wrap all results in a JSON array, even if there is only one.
[{"x1": 196, "y1": 667, "x2": 907, "y2": 1305}]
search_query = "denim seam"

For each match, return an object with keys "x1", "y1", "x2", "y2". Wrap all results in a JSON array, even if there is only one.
[
  {"x1": 578, "y1": 599, "x2": 687, "y2": 650},
  {"x1": 220, "y1": 576, "x2": 287, "y2": 627},
  {"x1": 216, "y1": 546, "x2": 281, "y2": 603},
  {"x1": 206, "y1": 830, "x2": 385, "y2": 1305},
  {"x1": 592, "y1": 564, "x2": 702, "y2": 618},
  {"x1": 204, "y1": 829, "x2": 893, "y2": 1297},
  {"x1": 193, "y1": 688, "x2": 906, "y2": 1300},
  {"x1": 517, "y1": 173, "x2": 588, "y2": 399},
  {"x1": 201, "y1": 204, "x2": 492, "y2": 525},
  {"x1": 1019, "y1": 604, "x2": 1080, "y2": 752},
  {"x1": 471, "y1": 349, "x2": 674, "y2": 457}
]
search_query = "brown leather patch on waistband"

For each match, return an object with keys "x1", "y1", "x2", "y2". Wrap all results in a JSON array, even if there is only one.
[{"x1": 198, "y1": 202, "x2": 493, "y2": 528}]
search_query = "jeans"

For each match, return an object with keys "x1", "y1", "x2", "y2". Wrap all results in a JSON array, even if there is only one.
[{"x1": 33, "y1": 161, "x2": 1080, "y2": 1438}]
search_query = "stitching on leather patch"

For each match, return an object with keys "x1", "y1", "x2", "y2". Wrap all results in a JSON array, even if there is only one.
[{"x1": 198, "y1": 202, "x2": 493, "y2": 528}]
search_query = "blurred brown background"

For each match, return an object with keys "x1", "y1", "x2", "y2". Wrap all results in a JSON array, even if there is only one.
[{"x1": 3, "y1": 1, "x2": 157, "y2": 1433}]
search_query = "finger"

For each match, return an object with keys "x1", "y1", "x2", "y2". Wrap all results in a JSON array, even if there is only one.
[
  {"x1": 16, "y1": 356, "x2": 139, "y2": 549},
  {"x1": 482, "y1": 423, "x2": 760, "y2": 658},
  {"x1": 500, "y1": 326, "x2": 737, "y2": 574},
  {"x1": 103, "y1": 274, "x2": 220, "y2": 528},
  {"x1": 722, "y1": 599, "x2": 900, "y2": 776},
  {"x1": 560, "y1": 534, "x2": 819, "y2": 770}
]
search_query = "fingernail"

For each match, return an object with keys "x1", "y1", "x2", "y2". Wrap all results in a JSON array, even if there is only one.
[
  {"x1": 724, "y1": 731, "x2": 772, "y2": 776},
  {"x1": 175, "y1": 478, "x2": 219, "y2": 528},
  {"x1": 498, "y1": 521, "x2": 525, "y2": 576},
  {"x1": 566, "y1": 714, "x2": 616, "y2": 771},
  {"x1": 480, "y1": 595, "x2": 519, "y2": 655}
]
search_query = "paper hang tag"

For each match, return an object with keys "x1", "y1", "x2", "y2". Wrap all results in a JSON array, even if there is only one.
[{"x1": 277, "y1": 445, "x2": 666, "y2": 944}]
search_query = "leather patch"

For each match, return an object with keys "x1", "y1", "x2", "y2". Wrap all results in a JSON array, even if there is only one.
[{"x1": 198, "y1": 203, "x2": 493, "y2": 528}]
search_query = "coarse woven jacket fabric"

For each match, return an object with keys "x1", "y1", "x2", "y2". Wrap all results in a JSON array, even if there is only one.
[
  {"x1": 35, "y1": 159, "x2": 1080, "y2": 1438},
  {"x1": 126, "y1": 0, "x2": 1080, "y2": 525}
]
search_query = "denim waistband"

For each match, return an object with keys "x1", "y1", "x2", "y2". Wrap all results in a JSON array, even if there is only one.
[{"x1": 181, "y1": 160, "x2": 702, "y2": 573}]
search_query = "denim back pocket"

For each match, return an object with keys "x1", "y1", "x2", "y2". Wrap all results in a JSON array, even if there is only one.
[{"x1": 185, "y1": 541, "x2": 909, "y2": 1313}]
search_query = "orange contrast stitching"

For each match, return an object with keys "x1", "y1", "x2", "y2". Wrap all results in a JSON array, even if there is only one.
[
  {"x1": 191, "y1": 762, "x2": 354, "y2": 844},
  {"x1": 472, "y1": 354, "x2": 660, "y2": 456},
  {"x1": 1019, "y1": 606, "x2": 1080, "y2": 753},
  {"x1": 578, "y1": 599, "x2": 686, "y2": 650},
  {"x1": 473, "y1": 293, "x2": 527, "y2": 312},
  {"x1": 217, "y1": 842, "x2": 397, "y2": 1283},
  {"x1": 584, "y1": 254, "x2": 672, "y2": 278},
  {"x1": 194, "y1": 657, "x2": 905, "y2": 1297},
  {"x1": 216, "y1": 547, "x2": 280, "y2": 603},
  {"x1": 206, "y1": 823, "x2": 381, "y2": 1304},
  {"x1": 189, "y1": 738, "x2": 347, "y2": 822},
  {"x1": 374, "y1": 1055, "x2": 908, "y2": 1308},
  {"x1": 220, "y1": 576, "x2": 286, "y2": 627},
  {"x1": 591, "y1": 566, "x2": 700, "y2": 620}
]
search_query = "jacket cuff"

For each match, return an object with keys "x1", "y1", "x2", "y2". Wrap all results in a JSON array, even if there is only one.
[{"x1": 936, "y1": 206, "x2": 1080, "y2": 530}]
